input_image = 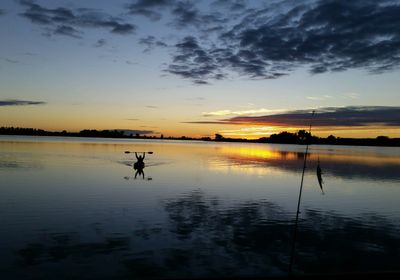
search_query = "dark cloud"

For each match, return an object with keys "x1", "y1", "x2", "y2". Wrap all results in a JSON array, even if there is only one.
[
  {"x1": 0, "y1": 99, "x2": 46, "y2": 106},
  {"x1": 94, "y1": 38, "x2": 106, "y2": 47},
  {"x1": 165, "y1": 0, "x2": 400, "y2": 82},
  {"x1": 139, "y1": 36, "x2": 168, "y2": 53},
  {"x1": 4, "y1": 58, "x2": 19, "y2": 64},
  {"x1": 140, "y1": 125, "x2": 158, "y2": 128},
  {"x1": 210, "y1": 0, "x2": 246, "y2": 12},
  {"x1": 127, "y1": 8, "x2": 162, "y2": 21},
  {"x1": 189, "y1": 106, "x2": 400, "y2": 127},
  {"x1": 19, "y1": 0, "x2": 135, "y2": 37},
  {"x1": 108, "y1": 22, "x2": 135, "y2": 34},
  {"x1": 127, "y1": 1, "x2": 227, "y2": 32},
  {"x1": 166, "y1": 36, "x2": 224, "y2": 84},
  {"x1": 146, "y1": 105, "x2": 158, "y2": 109},
  {"x1": 193, "y1": 80, "x2": 209, "y2": 85},
  {"x1": 126, "y1": 0, "x2": 173, "y2": 21},
  {"x1": 170, "y1": 1, "x2": 199, "y2": 28},
  {"x1": 54, "y1": 25, "x2": 81, "y2": 38},
  {"x1": 15, "y1": 0, "x2": 400, "y2": 83},
  {"x1": 0, "y1": 9, "x2": 6, "y2": 16},
  {"x1": 169, "y1": 2, "x2": 228, "y2": 32},
  {"x1": 20, "y1": 0, "x2": 76, "y2": 24},
  {"x1": 128, "y1": 0, "x2": 173, "y2": 8}
]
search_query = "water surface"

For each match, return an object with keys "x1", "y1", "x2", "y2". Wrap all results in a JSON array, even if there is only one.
[{"x1": 1, "y1": 136, "x2": 400, "y2": 279}]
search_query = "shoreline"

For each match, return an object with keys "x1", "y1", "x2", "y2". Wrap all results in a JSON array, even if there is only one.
[{"x1": 1, "y1": 133, "x2": 399, "y2": 148}]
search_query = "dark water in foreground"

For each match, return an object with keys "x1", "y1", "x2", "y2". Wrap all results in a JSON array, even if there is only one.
[{"x1": 1, "y1": 136, "x2": 400, "y2": 279}]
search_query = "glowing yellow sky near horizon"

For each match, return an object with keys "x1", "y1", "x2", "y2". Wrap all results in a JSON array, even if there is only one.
[
  {"x1": 218, "y1": 125, "x2": 400, "y2": 139},
  {"x1": 1, "y1": 104, "x2": 400, "y2": 139}
]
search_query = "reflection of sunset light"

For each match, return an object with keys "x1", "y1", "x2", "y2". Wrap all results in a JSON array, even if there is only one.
[
  {"x1": 217, "y1": 145, "x2": 400, "y2": 166},
  {"x1": 311, "y1": 153, "x2": 400, "y2": 166},
  {"x1": 220, "y1": 146, "x2": 298, "y2": 160},
  {"x1": 206, "y1": 143, "x2": 400, "y2": 176},
  {"x1": 206, "y1": 146, "x2": 299, "y2": 175},
  {"x1": 207, "y1": 160, "x2": 273, "y2": 176}
]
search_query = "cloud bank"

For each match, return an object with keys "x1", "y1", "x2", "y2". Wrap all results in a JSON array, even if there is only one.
[
  {"x1": 0, "y1": 99, "x2": 46, "y2": 106},
  {"x1": 163, "y1": 0, "x2": 400, "y2": 83},
  {"x1": 19, "y1": 0, "x2": 135, "y2": 37},
  {"x1": 187, "y1": 106, "x2": 400, "y2": 128},
  {"x1": 203, "y1": 108, "x2": 286, "y2": 117},
  {"x1": 127, "y1": 0, "x2": 173, "y2": 21},
  {"x1": 16, "y1": 0, "x2": 400, "y2": 84},
  {"x1": 139, "y1": 36, "x2": 168, "y2": 53}
]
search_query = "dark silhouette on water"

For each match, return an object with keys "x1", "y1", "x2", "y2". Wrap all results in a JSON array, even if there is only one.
[
  {"x1": 317, "y1": 157, "x2": 325, "y2": 194},
  {"x1": 134, "y1": 152, "x2": 145, "y2": 179}
]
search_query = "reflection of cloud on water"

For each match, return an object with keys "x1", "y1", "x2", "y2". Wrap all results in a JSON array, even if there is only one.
[
  {"x1": 17, "y1": 233, "x2": 130, "y2": 266},
  {"x1": 0, "y1": 158, "x2": 42, "y2": 170},
  {"x1": 219, "y1": 147, "x2": 299, "y2": 161},
  {"x1": 10, "y1": 191, "x2": 400, "y2": 278},
  {"x1": 162, "y1": 191, "x2": 400, "y2": 275},
  {"x1": 207, "y1": 158, "x2": 275, "y2": 176},
  {"x1": 209, "y1": 147, "x2": 400, "y2": 182},
  {"x1": 0, "y1": 160, "x2": 24, "y2": 169}
]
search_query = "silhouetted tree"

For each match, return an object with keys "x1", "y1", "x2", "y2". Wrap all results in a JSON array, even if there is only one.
[
  {"x1": 297, "y1": 130, "x2": 311, "y2": 142},
  {"x1": 327, "y1": 135, "x2": 336, "y2": 141},
  {"x1": 215, "y1": 133, "x2": 224, "y2": 141},
  {"x1": 269, "y1": 131, "x2": 298, "y2": 143}
]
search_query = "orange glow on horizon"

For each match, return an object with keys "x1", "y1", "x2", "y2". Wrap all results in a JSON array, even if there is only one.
[
  {"x1": 217, "y1": 125, "x2": 400, "y2": 139},
  {"x1": 1, "y1": 105, "x2": 400, "y2": 139}
]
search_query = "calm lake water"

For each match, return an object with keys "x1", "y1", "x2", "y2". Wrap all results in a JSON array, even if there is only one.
[{"x1": 1, "y1": 136, "x2": 400, "y2": 279}]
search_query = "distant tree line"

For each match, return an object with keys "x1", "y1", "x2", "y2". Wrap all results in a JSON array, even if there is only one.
[
  {"x1": 1, "y1": 126, "x2": 399, "y2": 147},
  {"x1": 212, "y1": 130, "x2": 400, "y2": 147},
  {"x1": 0, "y1": 127, "x2": 140, "y2": 139}
]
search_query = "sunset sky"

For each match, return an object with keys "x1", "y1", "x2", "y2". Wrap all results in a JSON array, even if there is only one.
[{"x1": 1, "y1": 0, "x2": 400, "y2": 139}]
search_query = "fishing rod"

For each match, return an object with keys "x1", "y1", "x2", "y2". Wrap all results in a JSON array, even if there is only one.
[
  {"x1": 124, "y1": 151, "x2": 154, "y2": 154},
  {"x1": 288, "y1": 110, "x2": 315, "y2": 276}
]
